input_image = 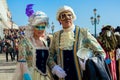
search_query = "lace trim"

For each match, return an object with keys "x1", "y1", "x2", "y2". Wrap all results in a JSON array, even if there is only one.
[
  {"x1": 28, "y1": 37, "x2": 49, "y2": 75},
  {"x1": 59, "y1": 30, "x2": 75, "y2": 50}
]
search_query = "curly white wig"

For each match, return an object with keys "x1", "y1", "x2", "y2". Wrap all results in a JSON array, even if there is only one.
[
  {"x1": 28, "y1": 11, "x2": 49, "y2": 26},
  {"x1": 56, "y1": 5, "x2": 76, "y2": 21}
]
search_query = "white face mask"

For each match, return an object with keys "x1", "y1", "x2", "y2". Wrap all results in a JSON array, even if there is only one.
[{"x1": 107, "y1": 31, "x2": 111, "y2": 37}]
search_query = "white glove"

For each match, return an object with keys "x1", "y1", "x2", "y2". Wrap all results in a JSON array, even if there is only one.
[
  {"x1": 79, "y1": 58, "x2": 87, "y2": 71},
  {"x1": 52, "y1": 65, "x2": 67, "y2": 78},
  {"x1": 116, "y1": 48, "x2": 120, "y2": 60}
]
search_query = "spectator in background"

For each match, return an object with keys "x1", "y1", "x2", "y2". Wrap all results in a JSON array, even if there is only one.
[
  {"x1": 97, "y1": 25, "x2": 118, "y2": 80},
  {"x1": 5, "y1": 39, "x2": 14, "y2": 62},
  {"x1": 114, "y1": 26, "x2": 120, "y2": 80},
  {"x1": 13, "y1": 39, "x2": 19, "y2": 61}
]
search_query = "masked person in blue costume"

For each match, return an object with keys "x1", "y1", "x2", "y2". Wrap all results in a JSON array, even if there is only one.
[
  {"x1": 47, "y1": 5, "x2": 110, "y2": 80},
  {"x1": 12, "y1": 4, "x2": 53, "y2": 80}
]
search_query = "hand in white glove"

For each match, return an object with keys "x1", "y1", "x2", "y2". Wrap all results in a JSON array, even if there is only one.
[
  {"x1": 79, "y1": 58, "x2": 87, "y2": 71},
  {"x1": 52, "y1": 65, "x2": 67, "y2": 78}
]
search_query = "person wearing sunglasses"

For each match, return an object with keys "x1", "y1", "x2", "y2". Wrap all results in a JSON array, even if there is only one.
[
  {"x1": 13, "y1": 4, "x2": 53, "y2": 80},
  {"x1": 47, "y1": 5, "x2": 110, "y2": 80}
]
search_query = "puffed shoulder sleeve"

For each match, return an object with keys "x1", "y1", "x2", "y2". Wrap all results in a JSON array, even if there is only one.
[
  {"x1": 47, "y1": 32, "x2": 58, "y2": 69},
  {"x1": 80, "y1": 28, "x2": 106, "y2": 58},
  {"x1": 18, "y1": 38, "x2": 33, "y2": 62}
]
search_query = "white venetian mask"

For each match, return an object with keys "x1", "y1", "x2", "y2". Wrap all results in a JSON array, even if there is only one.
[{"x1": 107, "y1": 31, "x2": 111, "y2": 37}]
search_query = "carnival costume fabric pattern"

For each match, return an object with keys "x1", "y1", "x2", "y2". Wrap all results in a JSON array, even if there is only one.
[
  {"x1": 14, "y1": 37, "x2": 53, "y2": 80},
  {"x1": 48, "y1": 26, "x2": 106, "y2": 80},
  {"x1": 12, "y1": 3, "x2": 54, "y2": 80},
  {"x1": 59, "y1": 30, "x2": 75, "y2": 49}
]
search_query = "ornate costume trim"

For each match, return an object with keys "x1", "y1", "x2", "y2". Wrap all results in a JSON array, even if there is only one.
[
  {"x1": 59, "y1": 25, "x2": 75, "y2": 50},
  {"x1": 29, "y1": 37, "x2": 49, "y2": 75},
  {"x1": 59, "y1": 30, "x2": 64, "y2": 68},
  {"x1": 59, "y1": 31, "x2": 75, "y2": 49},
  {"x1": 73, "y1": 26, "x2": 82, "y2": 80},
  {"x1": 58, "y1": 26, "x2": 82, "y2": 80}
]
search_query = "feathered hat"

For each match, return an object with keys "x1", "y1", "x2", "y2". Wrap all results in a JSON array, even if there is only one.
[{"x1": 25, "y1": 4, "x2": 49, "y2": 26}]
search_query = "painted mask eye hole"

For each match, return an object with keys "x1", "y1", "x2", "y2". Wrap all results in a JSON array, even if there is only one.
[
  {"x1": 67, "y1": 14, "x2": 73, "y2": 19},
  {"x1": 34, "y1": 26, "x2": 46, "y2": 30},
  {"x1": 60, "y1": 14, "x2": 66, "y2": 20}
]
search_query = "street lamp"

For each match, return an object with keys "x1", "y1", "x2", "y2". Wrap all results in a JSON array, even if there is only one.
[
  {"x1": 90, "y1": 8, "x2": 100, "y2": 38},
  {"x1": 51, "y1": 22, "x2": 55, "y2": 35}
]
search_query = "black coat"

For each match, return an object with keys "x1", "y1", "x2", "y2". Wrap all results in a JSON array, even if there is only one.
[
  {"x1": 83, "y1": 54, "x2": 112, "y2": 80},
  {"x1": 5, "y1": 42, "x2": 13, "y2": 53}
]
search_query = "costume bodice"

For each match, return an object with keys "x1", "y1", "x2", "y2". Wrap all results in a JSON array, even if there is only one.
[
  {"x1": 35, "y1": 49, "x2": 49, "y2": 75},
  {"x1": 28, "y1": 37, "x2": 49, "y2": 75}
]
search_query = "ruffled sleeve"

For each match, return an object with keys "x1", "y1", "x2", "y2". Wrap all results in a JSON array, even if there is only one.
[
  {"x1": 18, "y1": 38, "x2": 33, "y2": 67},
  {"x1": 80, "y1": 28, "x2": 106, "y2": 58}
]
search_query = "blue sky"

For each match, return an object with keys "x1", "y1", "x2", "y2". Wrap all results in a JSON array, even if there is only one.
[{"x1": 7, "y1": 0, "x2": 120, "y2": 34}]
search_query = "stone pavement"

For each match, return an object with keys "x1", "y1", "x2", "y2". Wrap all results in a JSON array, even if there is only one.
[{"x1": 0, "y1": 53, "x2": 16, "y2": 80}]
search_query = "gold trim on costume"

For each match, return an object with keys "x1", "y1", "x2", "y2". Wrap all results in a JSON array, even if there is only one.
[{"x1": 73, "y1": 26, "x2": 82, "y2": 80}]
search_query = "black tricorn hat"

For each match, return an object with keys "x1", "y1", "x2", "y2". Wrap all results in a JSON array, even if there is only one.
[{"x1": 102, "y1": 25, "x2": 114, "y2": 31}]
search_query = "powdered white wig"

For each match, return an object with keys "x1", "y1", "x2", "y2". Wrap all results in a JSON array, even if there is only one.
[
  {"x1": 56, "y1": 5, "x2": 76, "y2": 21},
  {"x1": 26, "y1": 11, "x2": 49, "y2": 38},
  {"x1": 28, "y1": 11, "x2": 49, "y2": 26}
]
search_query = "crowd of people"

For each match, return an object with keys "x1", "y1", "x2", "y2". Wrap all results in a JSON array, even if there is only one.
[
  {"x1": 0, "y1": 28, "x2": 25, "y2": 61},
  {"x1": 0, "y1": 4, "x2": 120, "y2": 80}
]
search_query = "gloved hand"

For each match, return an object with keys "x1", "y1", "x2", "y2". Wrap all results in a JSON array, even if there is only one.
[
  {"x1": 52, "y1": 65, "x2": 67, "y2": 78},
  {"x1": 23, "y1": 73, "x2": 32, "y2": 80},
  {"x1": 79, "y1": 58, "x2": 87, "y2": 71}
]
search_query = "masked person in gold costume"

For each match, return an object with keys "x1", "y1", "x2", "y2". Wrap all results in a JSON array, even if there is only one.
[{"x1": 48, "y1": 5, "x2": 108, "y2": 80}]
